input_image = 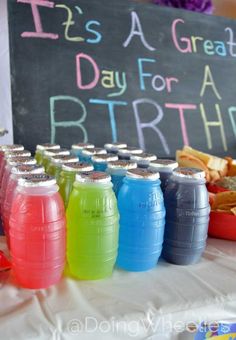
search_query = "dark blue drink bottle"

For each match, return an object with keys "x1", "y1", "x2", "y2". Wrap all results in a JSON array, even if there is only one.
[
  {"x1": 106, "y1": 160, "x2": 137, "y2": 197},
  {"x1": 148, "y1": 159, "x2": 178, "y2": 192},
  {"x1": 92, "y1": 154, "x2": 118, "y2": 172},
  {"x1": 117, "y1": 168, "x2": 166, "y2": 272},
  {"x1": 104, "y1": 142, "x2": 127, "y2": 154},
  {"x1": 118, "y1": 147, "x2": 143, "y2": 160},
  {"x1": 163, "y1": 167, "x2": 210, "y2": 265},
  {"x1": 131, "y1": 153, "x2": 157, "y2": 168}
]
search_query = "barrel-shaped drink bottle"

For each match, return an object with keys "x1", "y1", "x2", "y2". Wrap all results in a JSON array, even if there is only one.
[
  {"x1": 80, "y1": 148, "x2": 107, "y2": 164},
  {"x1": 0, "y1": 145, "x2": 24, "y2": 185},
  {"x1": 104, "y1": 142, "x2": 127, "y2": 155},
  {"x1": 2, "y1": 164, "x2": 44, "y2": 249},
  {"x1": 148, "y1": 159, "x2": 178, "y2": 193},
  {"x1": 58, "y1": 162, "x2": 93, "y2": 209},
  {"x1": 163, "y1": 168, "x2": 210, "y2": 265},
  {"x1": 116, "y1": 168, "x2": 166, "y2": 272},
  {"x1": 67, "y1": 172, "x2": 119, "y2": 280},
  {"x1": 131, "y1": 153, "x2": 157, "y2": 169},
  {"x1": 118, "y1": 147, "x2": 143, "y2": 160},
  {"x1": 92, "y1": 154, "x2": 118, "y2": 172},
  {"x1": 0, "y1": 157, "x2": 36, "y2": 213},
  {"x1": 47, "y1": 155, "x2": 78, "y2": 181},
  {"x1": 43, "y1": 149, "x2": 70, "y2": 171},
  {"x1": 10, "y1": 174, "x2": 66, "y2": 289},
  {"x1": 35, "y1": 143, "x2": 60, "y2": 165},
  {"x1": 106, "y1": 160, "x2": 137, "y2": 197},
  {"x1": 71, "y1": 143, "x2": 94, "y2": 160}
]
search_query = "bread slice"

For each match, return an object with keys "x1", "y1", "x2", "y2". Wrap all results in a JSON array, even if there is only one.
[
  {"x1": 183, "y1": 146, "x2": 227, "y2": 171},
  {"x1": 176, "y1": 150, "x2": 210, "y2": 181},
  {"x1": 225, "y1": 157, "x2": 236, "y2": 177}
]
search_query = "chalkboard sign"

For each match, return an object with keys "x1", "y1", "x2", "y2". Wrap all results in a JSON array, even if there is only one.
[{"x1": 8, "y1": 0, "x2": 236, "y2": 158}]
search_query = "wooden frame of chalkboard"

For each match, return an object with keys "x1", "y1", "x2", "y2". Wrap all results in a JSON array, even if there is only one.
[{"x1": 8, "y1": 0, "x2": 236, "y2": 158}]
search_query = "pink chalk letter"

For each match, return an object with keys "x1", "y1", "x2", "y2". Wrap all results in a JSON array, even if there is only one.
[
  {"x1": 172, "y1": 19, "x2": 192, "y2": 53},
  {"x1": 17, "y1": 0, "x2": 59, "y2": 39},
  {"x1": 165, "y1": 103, "x2": 197, "y2": 146},
  {"x1": 76, "y1": 53, "x2": 100, "y2": 90}
]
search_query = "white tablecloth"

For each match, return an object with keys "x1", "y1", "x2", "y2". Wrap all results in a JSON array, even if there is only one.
[{"x1": 0, "y1": 236, "x2": 236, "y2": 340}]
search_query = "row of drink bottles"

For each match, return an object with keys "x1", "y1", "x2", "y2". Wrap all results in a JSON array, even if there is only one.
[{"x1": 0, "y1": 142, "x2": 210, "y2": 289}]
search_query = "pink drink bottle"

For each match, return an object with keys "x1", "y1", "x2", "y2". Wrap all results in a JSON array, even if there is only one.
[
  {"x1": 0, "y1": 145, "x2": 24, "y2": 186},
  {"x1": 10, "y1": 174, "x2": 66, "y2": 289},
  {"x1": 0, "y1": 156, "x2": 35, "y2": 213},
  {"x1": 2, "y1": 164, "x2": 44, "y2": 249}
]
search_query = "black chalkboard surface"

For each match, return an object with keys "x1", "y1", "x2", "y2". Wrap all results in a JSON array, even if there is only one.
[{"x1": 8, "y1": 0, "x2": 236, "y2": 158}]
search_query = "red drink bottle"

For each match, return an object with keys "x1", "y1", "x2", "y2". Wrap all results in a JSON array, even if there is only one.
[{"x1": 10, "y1": 174, "x2": 66, "y2": 289}]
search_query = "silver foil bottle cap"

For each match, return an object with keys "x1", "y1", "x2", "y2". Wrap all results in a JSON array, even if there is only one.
[
  {"x1": 7, "y1": 157, "x2": 37, "y2": 166},
  {"x1": 118, "y1": 147, "x2": 143, "y2": 157},
  {"x1": 51, "y1": 155, "x2": 78, "y2": 164},
  {"x1": 44, "y1": 149, "x2": 70, "y2": 157},
  {"x1": 127, "y1": 168, "x2": 160, "y2": 180},
  {"x1": 130, "y1": 153, "x2": 157, "y2": 162},
  {"x1": 173, "y1": 167, "x2": 206, "y2": 179},
  {"x1": 92, "y1": 154, "x2": 118, "y2": 163},
  {"x1": 149, "y1": 159, "x2": 178, "y2": 170},
  {"x1": 72, "y1": 143, "x2": 95, "y2": 150},
  {"x1": 18, "y1": 174, "x2": 57, "y2": 187},
  {"x1": 1, "y1": 144, "x2": 24, "y2": 152},
  {"x1": 104, "y1": 142, "x2": 127, "y2": 152},
  {"x1": 36, "y1": 143, "x2": 60, "y2": 151},
  {"x1": 62, "y1": 162, "x2": 94, "y2": 172},
  {"x1": 11, "y1": 164, "x2": 44, "y2": 175},
  {"x1": 76, "y1": 171, "x2": 111, "y2": 184},
  {"x1": 5, "y1": 150, "x2": 31, "y2": 159},
  {"x1": 82, "y1": 148, "x2": 107, "y2": 156},
  {"x1": 107, "y1": 160, "x2": 137, "y2": 170}
]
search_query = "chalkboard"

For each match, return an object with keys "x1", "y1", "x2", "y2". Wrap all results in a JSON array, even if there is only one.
[{"x1": 8, "y1": 0, "x2": 236, "y2": 158}]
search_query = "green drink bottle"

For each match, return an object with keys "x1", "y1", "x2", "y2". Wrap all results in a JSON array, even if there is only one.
[
  {"x1": 47, "y1": 155, "x2": 78, "y2": 181},
  {"x1": 66, "y1": 172, "x2": 119, "y2": 280},
  {"x1": 43, "y1": 149, "x2": 70, "y2": 171},
  {"x1": 58, "y1": 162, "x2": 94, "y2": 209},
  {"x1": 35, "y1": 144, "x2": 60, "y2": 165}
]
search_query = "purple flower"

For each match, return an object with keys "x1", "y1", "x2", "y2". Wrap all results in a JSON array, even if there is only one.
[{"x1": 152, "y1": 0, "x2": 213, "y2": 14}]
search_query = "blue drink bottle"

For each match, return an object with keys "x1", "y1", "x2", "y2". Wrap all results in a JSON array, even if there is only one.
[
  {"x1": 117, "y1": 168, "x2": 166, "y2": 272},
  {"x1": 131, "y1": 153, "x2": 157, "y2": 169},
  {"x1": 106, "y1": 160, "x2": 137, "y2": 197},
  {"x1": 148, "y1": 159, "x2": 178, "y2": 192},
  {"x1": 71, "y1": 143, "x2": 94, "y2": 160},
  {"x1": 92, "y1": 154, "x2": 118, "y2": 172},
  {"x1": 163, "y1": 168, "x2": 210, "y2": 265},
  {"x1": 80, "y1": 148, "x2": 107, "y2": 164},
  {"x1": 104, "y1": 142, "x2": 127, "y2": 155},
  {"x1": 118, "y1": 147, "x2": 143, "y2": 160}
]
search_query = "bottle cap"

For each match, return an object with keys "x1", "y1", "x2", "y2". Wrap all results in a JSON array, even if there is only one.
[
  {"x1": 11, "y1": 164, "x2": 44, "y2": 175},
  {"x1": 107, "y1": 160, "x2": 137, "y2": 170},
  {"x1": 5, "y1": 150, "x2": 31, "y2": 159},
  {"x1": 149, "y1": 159, "x2": 178, "y2": 170},
  {"x1": 118, "y1": 147, "x2": 143, "y2": 157},
  {"x1": 130, "y1": 153, "x2": 157, "y2": 163},
  {"x1": 173, "y1": 167, "x2": 206, "y2": 179},
  {"x1": 62, "y1": 162, "x2": 94, "y2": 172},
  {"x1": 36, "y1": 143, "x2": 60, "y2": 151},
  {"x1": 7, "y1": 157, "x2": 37, "y2": 166},
  {"x1": 81, "y1": 148, "x2": 107, "y2": 156},
  {"x1": 18, "y1": 174, "x2": 57, "y2": 187},
  {"x1": 92, "y1": 154, "x2": 118, "y2": 163},
  {"x1": 44, "y1": 149, "x2": 70, "y2": 157},
  {"x1": 76, "y1": 171, "x2": 111, "y2": 184},
  {"x1": 0, "y1": 144, "x2": 24, "y2": 152},
  {"x1": 127, "y1": 168, "x2": 160, "y2": 180},
  {"x1": 72, "y1": 143, "x2": 95, "y2": 150},
  {"x1": 104, "y1": 142, "x2": 127, "y2": 152},
  {"x1": 51, "y1": 155, "x2": 78, "y2": 164}
]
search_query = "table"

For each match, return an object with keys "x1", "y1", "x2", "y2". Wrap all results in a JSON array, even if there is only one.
[{"x1": 0, "y1": 236, "x2": 236, "y2": 340}]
